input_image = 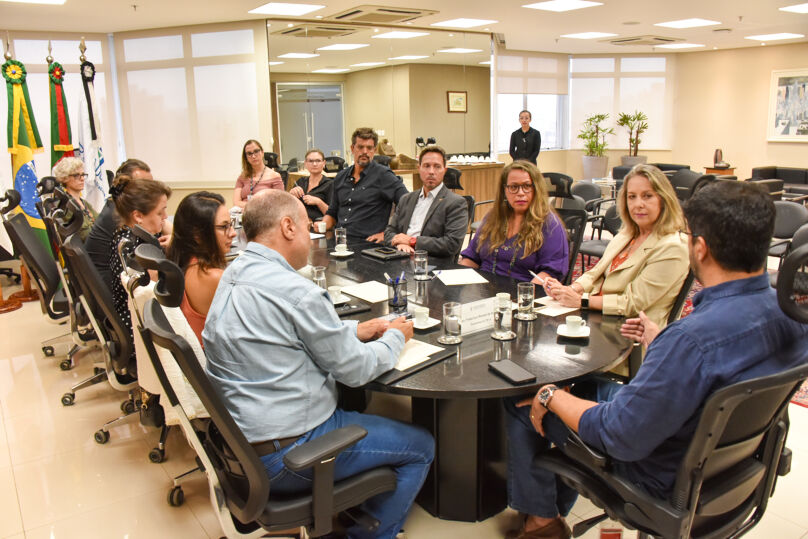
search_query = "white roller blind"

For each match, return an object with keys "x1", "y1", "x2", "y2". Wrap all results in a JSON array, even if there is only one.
[{"x1": 495, "y1": 48, "x2": 569, "y2": 95}]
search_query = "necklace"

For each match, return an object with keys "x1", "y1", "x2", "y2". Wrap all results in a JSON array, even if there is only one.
[
  {"x1": 492, "y1": 224, "x2": 520, "y2": 276},
  {"x1": 249, "y1": 166, "x2": 266, "y2": 195}
]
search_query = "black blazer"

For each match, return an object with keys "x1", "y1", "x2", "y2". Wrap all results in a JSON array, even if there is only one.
[{"x1": 509, "y1": 127, "x2": 541, "y2": 164}]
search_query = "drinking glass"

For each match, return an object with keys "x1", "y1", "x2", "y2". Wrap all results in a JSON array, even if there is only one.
[
  {"x1": 437, "y1": 301, "x2": 462, "y2": 344},
  {"x1": 387, "y1": 277, "x2": 408, "y2": 314},
  {"x1": 492, "y1": 292, "x2": 516, "y2": 341},
  {"x1": 515, "y1": 282, "x2": 537, "y2": 321},
  {"x1": 413, "y1": 250, "x2": 429, "y2": 280},
  {"x1": 312, "y1": 266, "x2": 327, "y2": 289},
  {"x1": 335, "y1": 228, "x2": 348, "y2": 252}
]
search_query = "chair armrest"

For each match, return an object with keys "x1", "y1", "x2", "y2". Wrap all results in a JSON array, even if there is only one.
[
  {"x1": 585, "y1": 197, "x2": 615, "y2": 214},
  {"x1": 284, "y1": 424, "x2": 367, "y2": 471},
  {"x1": 565, "y1": 429, "x2": 610, "y2": 469}
]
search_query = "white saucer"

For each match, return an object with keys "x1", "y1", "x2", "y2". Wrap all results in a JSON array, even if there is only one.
[
  {"x1": 331, "y1": 296, "x2": 350, "y2": 306},
  {"x1": 557, "y1": 324, "x2": 590, "y2": 339},
  {"x1": 330, "y1": 250, "x2": 354, "y2": 258},
  {"x1": 413, "y1": 317, "x2": 440, "y2": 330}
]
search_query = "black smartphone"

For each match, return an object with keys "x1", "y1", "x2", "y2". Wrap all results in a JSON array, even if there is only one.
[
  {"x1": 488, "y1": 360, "x2": 536, "y2": 385},
  {"x1": 374, "y1": 247, "x2": 398, "y2": 255}
]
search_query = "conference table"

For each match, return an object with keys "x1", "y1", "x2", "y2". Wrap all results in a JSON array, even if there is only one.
[{"x1": 300, "y1": 234, "x2": 634, "y2": 522}]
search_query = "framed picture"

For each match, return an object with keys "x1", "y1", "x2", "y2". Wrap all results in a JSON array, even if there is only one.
[
  {"x1": 767, "y1": 68, "x2": 808, "y2": 142},
  {"x1": 447, "y1": 91, "x2": 467, "y2": 113}
]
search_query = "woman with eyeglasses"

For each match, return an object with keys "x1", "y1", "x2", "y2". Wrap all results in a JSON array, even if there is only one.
[
  {"x1": 167, "y1": 191, "x2": 237, "y2": 345},
  {"x1": 52, "y1": 157, "x2": 98, "y2": 241},
  {"x1": 289, "y1": 148, "x2": 334, "y2": 224},
  {"x1": 459, "y1": 161, "x2": 569, "y2": 283},
  {"x1": 233, "y1": 139, "x2": 284, "y2": 209}
]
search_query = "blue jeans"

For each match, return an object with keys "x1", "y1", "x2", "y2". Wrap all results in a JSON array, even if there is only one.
[{"x1": 260, "y1": 408, "x2": 434, "y2": 539}]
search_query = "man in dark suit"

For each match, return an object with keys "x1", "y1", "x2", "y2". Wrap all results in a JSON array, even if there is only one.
[{"x1": 384, "y1": 145, "x2": 468, "y2": 257}]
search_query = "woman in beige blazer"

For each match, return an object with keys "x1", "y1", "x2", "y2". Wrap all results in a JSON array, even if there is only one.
[{"x1": 543, "y1": 164, "x2": 689, "y2": 330}]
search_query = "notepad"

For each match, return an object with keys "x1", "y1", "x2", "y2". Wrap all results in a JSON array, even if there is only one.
[
  {"x1": 436, "y1": 268, "x2": 489, "y2": 286},
  {"x1": 534, "y1": 296, "x2": 578, "y2": 317},
  {"x1": 395, "y1": 339, "x2": 446, "y2": 371},
  {"x1": 340, "y1": 281, "x2": 390, "y2": 303}
]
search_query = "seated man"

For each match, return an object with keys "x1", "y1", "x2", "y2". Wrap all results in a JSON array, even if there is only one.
[
  {"x1": 203, "y1": 190, "x2": 433, "y2": 539},
  {"x1": 323, "y1": 127, "x2": 408, "y2": 242},
  {"x1": 505, "y1": 181, "x2": 808, "y2": 539},
  {"x1": 383, "y1": 145, "x2": 468, "y2": 257}
]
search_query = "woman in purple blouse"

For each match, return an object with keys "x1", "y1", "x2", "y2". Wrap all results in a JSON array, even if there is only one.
[{"x1": 460, "y1": 161, "x2": 569, "y2": 283}]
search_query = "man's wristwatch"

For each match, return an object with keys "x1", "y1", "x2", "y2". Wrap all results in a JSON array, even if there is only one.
[
  {"x1": 409, "y1": 237, "x2": 417, "y2": 248},
  {"x1": 581, "y1": 293, "x2": 589, "y2": 310},
  {"x1": 538, "y1": 384, "x2": 559, "y2": 409}
]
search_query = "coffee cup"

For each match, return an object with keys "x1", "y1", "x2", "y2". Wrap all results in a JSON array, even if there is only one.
[
  {"x1": 565, "y1": 315, "x2": 587, "y2": 334},
  {"x1": 316, "y1": 221, "x2": 326, "y2": 233},
  {"x1": 328, "y1": 286, "x2": 343, "y2": 303},
  {"x1": 414, "y1": 306, "x2": 429, "y2": 326}
]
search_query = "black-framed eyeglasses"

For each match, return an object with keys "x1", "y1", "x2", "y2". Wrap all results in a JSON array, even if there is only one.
[
  {"x1": 69, "y1": 173, "x2": 89, "y2": 180},
  {"x1": 505, "y1": 184, "x2": 534, "y2": 194},
  {"x1": 246, "y1": 149, "x2": 263, "y2": 157},
  {"x1": 215, "y1": 222, "x2": 234, "y2": 233}
]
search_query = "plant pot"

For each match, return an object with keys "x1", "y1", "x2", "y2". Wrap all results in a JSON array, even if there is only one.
[
  {"x1": 621, "y1": 155, "x2": 647, "y2": 167},
  {"x1": 582, "y1": 155, "x2": 609, "y2": 180}
]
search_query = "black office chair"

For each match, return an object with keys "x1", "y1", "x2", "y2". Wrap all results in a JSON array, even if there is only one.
[
  {"x1": 543, "y1": 172, "x2": 574, "y2": 199},
  {"x1": 462, "y1": 195, "x2": 475, "y2": 232},
  {"x1": 667, "y1": 270, "x2": 696, "y2": 325},
  {"x1": 324, "y1": 156, "x2": 346, "y2": 172},
  {"x1": 777, "y1": 243, "x2": 808, "y2": 323},
  {"x1": 769, "y1": 201, "x2": 808, "y2": 270},
  {"x1": 373, "y1": 154, "x2": 392, "y2": 167},
  {"x1": 443, "y1": 167, "x2": 464, "y2": 190},
  {"x1": 264, "y1": 152, "x2": 280, "y2": 171},
  {"x1": 106, "y1": 169, "x2": 114, "y2": 189},
  {"x1": 556, "y1": 207, "x2": 587, "y2": 285},
  {"x1": 534, "y1": 362, "x2": 808, "y2": 538},
  {"x1": 669, "y1": 169, "x2": 716, "y2": 202},
  {"x1": 771, "y1": 223, "x2": 808, "y2": 288},
  {"x1": 579, "y1": 204, "x2": 622, "y2": 269},
  {"x1": 285, "y1": 157, "x2": 299, "y2": 173},
  {"x1": 469, "y1": 199, "x2": 494, "y2": 234},
  {"x1": 571, "y1": 181, "x2": 602, "y2": 209},
  {"x1": 0, "y1": 191, "x2": 22, "y2": 284}
]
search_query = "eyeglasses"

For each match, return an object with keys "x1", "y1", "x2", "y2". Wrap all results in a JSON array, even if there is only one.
[
  {"x1": 505, "y1": 184, "x2": 534, "y2": 194},
  {"x1": 68, "y1": 173, "x2": 89, "y2": 180},
  {"x1": 245, "y1": 149, "x2": 263, "y2": 157},
  {"x1": 215, "y1": 221, "x2": 235, "y2": 233},
  {"x1": 306, "y1": 158, "x2": 324, "y2": 164}
]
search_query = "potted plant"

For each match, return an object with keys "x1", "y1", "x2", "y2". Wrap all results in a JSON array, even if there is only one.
[
  {"x1": 578, "y1": 113, "x2": 613, "y2": 180},
  {"x1": 616, "y1": 110, "x2": 649, "y2": 167}
]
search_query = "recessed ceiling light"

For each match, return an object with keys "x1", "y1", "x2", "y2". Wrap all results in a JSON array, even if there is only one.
[
  {"x1": 350, "y1": 62, "x2": 385, "y2": 67},
  {"x1": 430, "y1": 18, "x2": 498, "y2": 29},
  {"x1": 522, "y1": 0, "x2": 603, "y2": 13},
  {"x1": 316, "y1": 44, "x2": 369, "y2": 51},
  {"x1": 561, "y1": 32, "x2": 618, "y2": 39},
  {"x1": 745, "y1": 33, "x2": 804, "y2": 41},
  {"x1": 654, "y1": 18, "x2": 721, "y2": 29},
  {"x1": 372, "y1": 31, "x2": 430, "y2": 39},
  {"x1": 388, "y1": 55, "x2": 429, "y2": 60},
  {"x1": 278, "y1": 52, "x2": 320, "y2": 58},
  {"x1": 655, "y1": 43, "x2": 705, "y2": 49},
  {"x1": 312, "y1": 68, "x2": 349, "y2": 73},
  {"x1": 479, "y1": 60, "x2": 491, "y2": 65},
  {"x1": 437, "y1": 48, "x2": 483, "y2": 53},
  {"x1": 0, "y1": 0, "x2": 66, "y2": 4},
  {"x1": 248, "y1": 2, "x2": 324, "y2": 16},
  {"x1": 268, "y1": 61, "x2": 285, "y2": 65},
  {"x1": 780, "y1": 2, "x2": 808, "y2": 13}
]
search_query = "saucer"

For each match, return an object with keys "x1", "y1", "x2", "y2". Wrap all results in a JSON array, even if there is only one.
[
  {"x1": 330, "y1": 250, "x2": 354, "y2": 258},
  {"x1": 557, "y1": 324, "x2": 590, "y2": 339},
  {"x1": 413, "y1": 317, "x2": 440, "y2": 330}
]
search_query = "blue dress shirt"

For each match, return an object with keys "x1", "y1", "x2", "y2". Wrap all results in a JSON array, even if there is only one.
[{"x1": 202, "y1": 242, "x2": 404, "y2": 442}]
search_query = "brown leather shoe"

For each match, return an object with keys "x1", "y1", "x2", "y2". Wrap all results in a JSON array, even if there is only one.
[{"x1": 507, "y1": 517, "x2": 571, "y2": 539}]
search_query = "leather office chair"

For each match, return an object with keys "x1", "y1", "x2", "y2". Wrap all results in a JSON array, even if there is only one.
[
  {"x1": 264, "y1": 152, "x2": 280, "y2": 171},
  {"x1": 373, "y1": 154, "x2": 392, "y2": 167},
  {"x1": 324, "y1": 156, "x2": 346, "y2": 172},
  {"x1": 777, "y1": 243, "x2": 808, "y2": 323},
  {"x1": 534, "y1": 362, "x2": 808, "y2": 538},
  {"x1": 669, "y1": 169, "x2": 715, "y2": 202},
  {"x1": 136, "y1": 246, "x2": 398, "y2": 537},
  {"x1": 543, "y1": 172, "x2": 573, "y2": 199},
  {"x1": 443, "y1": 167, "x2": 464, "y2": 190},
  {"x1": 771, "y1": 224, "x2": 808, "y2": 288},
  {"x1": 769, "y1": 201, "x2": 808, "y2": 270}
]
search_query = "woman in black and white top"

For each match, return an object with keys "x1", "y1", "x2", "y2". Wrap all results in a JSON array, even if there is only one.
[
  {"x1": 289, "y1": 148, "x2": 334, "y2": 224},
  {"x1": 509, "y1": 109, "x2": 541, "y2": 165}
]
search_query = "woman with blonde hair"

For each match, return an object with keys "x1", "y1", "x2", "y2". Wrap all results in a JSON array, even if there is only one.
[
  {"x1": 233, "y1": 139, "x2": 284, "y2": 208},
  {"x1": 52, "y1": 156, "x2": 98, "y2": 241},
  {"x1": 460, "y1": 161, "x2": 568, "y2": 283}
]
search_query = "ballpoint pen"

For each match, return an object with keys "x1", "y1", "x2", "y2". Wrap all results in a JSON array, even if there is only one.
[{"x1": 528, "y1": 270, "x2": 545, "y2": 285}]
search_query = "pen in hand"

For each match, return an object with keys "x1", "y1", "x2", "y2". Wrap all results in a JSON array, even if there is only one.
[{"x1": 528, "y1": 270, "x2": 545, "y2": 285}]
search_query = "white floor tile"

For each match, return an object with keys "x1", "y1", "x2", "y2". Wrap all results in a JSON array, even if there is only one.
[
  {"x1": 0, "y1": 415, "x2": 11, "y2": 470},
  {"x1": 0, "y1": 466, "x2": 23, "y2": 537},
  {"x1": 745, "y1": 511, "x2": 808, "y2": 539}
]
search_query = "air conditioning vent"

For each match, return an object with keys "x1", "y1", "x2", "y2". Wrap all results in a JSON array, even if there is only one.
[
  {"x1": 273, "y1": 24, "x2": 361, "y2": 38},
  {"x1": 605, "y1": 35, "x2": 683, "y2": 46},
  {"x1": 327, "y1": 5, "x2": 438, "y2": 24}
]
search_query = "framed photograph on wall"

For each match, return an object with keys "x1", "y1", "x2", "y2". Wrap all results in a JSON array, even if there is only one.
[
  {"x1": 767, "y1": 68, "x2": 808, "y2": 142},
  {"x1": 447, "y1": 91, "x2": 467, "y2": 113}
]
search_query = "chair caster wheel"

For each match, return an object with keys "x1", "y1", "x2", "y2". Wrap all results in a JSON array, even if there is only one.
[
  {"x1": 168, "y1": 486, "x2": 185, "y2": 507},
  {"x1": 94, "y1": 430, "x2": 110, "y2": 444},
  {"x1": 61, "y1": 393, "x2": 75, "y2": 406},
  {"x1": 149, "y1": 448, "x2": 165, "y2": 463},
  {"x1": 43, "y1": 346, "x2": 55, "y2": 357},
  {"x1": 121, "y1": 400, "x2": 136, "y2": 414},
  {"x1": 59, "y1": 359, "x2": 72, "y2": 371}
]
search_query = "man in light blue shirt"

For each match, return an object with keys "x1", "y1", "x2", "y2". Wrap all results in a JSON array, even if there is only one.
[{"x1": 203, "y1": 190, "x2": 433, "y2": 539}]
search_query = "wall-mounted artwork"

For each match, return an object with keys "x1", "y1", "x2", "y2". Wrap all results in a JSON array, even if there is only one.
[
  {"x1": 447, "y1": 91, "x2": 467, "y2": 113},
  {"x1": 768, "y1": 68, "x2": 808, "y2": 142}
]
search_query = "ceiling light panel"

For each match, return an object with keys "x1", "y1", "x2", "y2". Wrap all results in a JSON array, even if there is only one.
[
  {"x1": 437, "y1": 48, "x2": 484, "y2": 53},
  {"x1": 268, "y1": 61, "x2": 285, "y2": 65},
  {"x1": 388, "y1": 55, "x2": 429, "y2": 60},
  {"x1": 350, "y1": 62, "x2": 385, "y2": 67},
  {"x1": 655, "y1": 43, "x2": 705, "y2": 49},
  {"x1": 561, "y1": 32, "x2": 617, "y2": 39},
  {"x1": 278, "y1": 52, "x2": 320, "y2": 58},
  {"x1": 316, "y1": 43, "x2": 369, "y2": 50},
  {"x1": 430, "y1": 18, "x2": 498, "y2": 28},
  {"x1": 654, "y1": 18, "x2": 721, "y2": 29},
  {"x1": 248, "y1": 2, "x2": 324, "y2": 16},
  {"x1": 745, "y1": 33, "x2": 805, "y2": 41},
  {"x1": 372, "y1": 31, "x2": 430, "y2": 39},
  {"x1": 522, "y1": 0, "x2": 603, "y2": 13},
  {"x1": 0, "y1": 0, "x2": 66, "y2": 4},
  {"x1": 780, "y1": 3, "x2": 808, "y2": 13},
  {"x1": 312, "y1": 68, "x2": 349, "y2": 73}
]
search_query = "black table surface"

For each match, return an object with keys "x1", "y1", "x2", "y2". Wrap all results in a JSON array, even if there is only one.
[{"x1": 307, "y1": 236, "x2": 633, "y2": 399}]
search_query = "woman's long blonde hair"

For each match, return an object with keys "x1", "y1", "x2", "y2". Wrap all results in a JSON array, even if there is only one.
[
  {"x1": 475, "y1": 161, "x2": 557, "y2": 258},
  {"x1": 617, "y1": 164, "x2": 684, "y2": 237}
]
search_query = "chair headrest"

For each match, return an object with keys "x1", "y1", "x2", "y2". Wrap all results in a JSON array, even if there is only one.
[
  {"x1": 132, "y1": 225, "x2": 162, "y2": 248},
  {"x1": 777, "y1": 243, "x2": 808, "y2": 324},
  {"x1": 53, "y1": 198, "x2": 85, "y2": 237},
  {"x1": 37, "y1": 176, "x2": 59, "y2": 196},
  {"x1": 1, "y1": 190, "x2": 21, "y2": 215},
  {"x1": 134, "y1": 244, "x2": 185, "y2": 308}
]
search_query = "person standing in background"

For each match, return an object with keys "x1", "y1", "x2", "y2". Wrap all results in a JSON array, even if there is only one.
[{"x1": 509, "y1": 110, "x2": 541, "y2": 165}]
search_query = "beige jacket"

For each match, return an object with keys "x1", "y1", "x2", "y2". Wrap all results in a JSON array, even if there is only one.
[{"x1": 575, "y1": 229, "x2": 690, "y2": 330}]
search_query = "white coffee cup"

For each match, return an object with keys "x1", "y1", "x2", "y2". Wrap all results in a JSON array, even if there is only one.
[
  {"x1": 328, "y1": 286, "x2": 343, "y2": 303},
  {"x1": 335, "y1": 243, "x2": 348, "y2": 252},
  {"x1": 414, "y1": 306, "x2": 429, "y2": 326},
  {"x1": 565, "y1": 315, "x2": 587, "y2": 334},
  {"x1": 316, "y1": 221, "x2": 326, "y2": 233}
]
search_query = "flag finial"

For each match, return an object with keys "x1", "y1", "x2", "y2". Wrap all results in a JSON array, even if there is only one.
[
  {"x1": 3, "y1": 32, "x2": 11, "y2": 61},
  {"x1": 79, "y1": 37, "x2": 86, "y2": 62},
  {"x1": 46, "y1": 40, "x2": 53, "y2": 64}
]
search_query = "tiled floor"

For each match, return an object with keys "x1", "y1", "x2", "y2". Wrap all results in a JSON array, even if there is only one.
[{"x1": 1, "y1": 273, "x2": 807, "y2": 539}]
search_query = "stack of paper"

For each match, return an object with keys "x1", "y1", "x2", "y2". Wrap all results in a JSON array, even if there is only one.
[
  {"x1": 395, "y1": 340, "x2": 446, "y2": 371},
  {"x1": 535, "y1": 296, "x2": 578, "y2": 317},
  {"x1": 341, "y1": 281, "x2": 390, "y2": 303},
  {"x1": 436, "y1": 268, "x2": 488, "y2": 286}
]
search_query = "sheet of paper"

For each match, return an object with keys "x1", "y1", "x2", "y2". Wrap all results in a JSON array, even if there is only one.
[
  {"x1": 536, "y1": 305, "x2": 578, "y2": 317},
  {"x1": 461, "y1": 297, "x2": 496, "y2": 335},
  {"x1": 436, "y1": 268, "x2": 489, "y2": 286},
  {"x1": 395, "y1": 339, "x2": 446, "y2": 371},
  {"x1": 341, "y1": 281, "x2": 390, "y2": 303},
  {"x1": 309, "y1": 232, "x2": 325, "y2": 239}
]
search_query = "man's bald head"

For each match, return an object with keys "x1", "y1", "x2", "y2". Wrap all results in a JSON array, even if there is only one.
[{"x1": 243, "y1": 190, "x2": 305, "y2": 242}]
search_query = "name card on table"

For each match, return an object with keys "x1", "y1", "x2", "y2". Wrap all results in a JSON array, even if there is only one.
[{"x1": 461, "y1": 297, "x2": 496, "y2": 335}]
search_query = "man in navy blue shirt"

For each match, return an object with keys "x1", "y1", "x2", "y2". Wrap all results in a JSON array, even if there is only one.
[
  {"x1": 505, "y1": 181, "x2": 808, "y2": 539},
  {"x1": 323, "y1": 127, "x2": 408, "y2": 241}
]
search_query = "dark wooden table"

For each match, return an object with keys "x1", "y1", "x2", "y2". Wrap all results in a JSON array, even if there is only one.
[{"x1": 305, "y1": 235, "x2": 633, "y2": 522}]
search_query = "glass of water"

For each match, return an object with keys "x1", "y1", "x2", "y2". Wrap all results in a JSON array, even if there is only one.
[
  {"x1": 437, "y1": 301, "x2": 462, "y2": 344},
  {"x1": 515, "y1": 282, "x2": 537, "y2": 321},
  {"x1": 312, "y1": 266, "x2": 327, "y2": 289},
  {"x1": 413, "y1": 250, "x2": 429, "y2": 280},
  {"x1": 492, "y1": 292, "x2": 516, "y2": 341},
  {"x1": 335, "y1": 228, "x2": 348, "y2": 252}
]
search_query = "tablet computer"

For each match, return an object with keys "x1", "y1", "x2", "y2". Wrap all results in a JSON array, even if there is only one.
[{"x1": 361, "y1": 246, "x2": 411, "y2": 261}]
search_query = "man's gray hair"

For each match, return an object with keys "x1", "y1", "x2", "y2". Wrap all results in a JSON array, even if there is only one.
[{"x1": 243, "y1": 190, "x2": 304, "y2": 241}]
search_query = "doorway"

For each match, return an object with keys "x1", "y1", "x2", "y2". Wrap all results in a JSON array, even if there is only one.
[{"x1": 275, "y1": 83, "x2": 345, "y2": 164}]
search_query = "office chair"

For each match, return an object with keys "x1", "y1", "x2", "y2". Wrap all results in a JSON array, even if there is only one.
[
  {"x1": 543, "y1": 172, "x2": 574, "y2": 199},
  {"x1": 264, "y1": 152, "x2": 280, "y2": 171},
  {"x1": 534, "y1": 362, "x2": 808, "y2": 538},
  {"x1": 324, "y1": 156, "x2": 346, "y2": 172},
  {"x1": 136, "y1": 247, "x2": 398, "y2": 537},
  {"x1": 578, "y1": 204, "x2": 622, "y2": 270},
  {"x1": 443, "y1": 167, "x2": 464, "y2": 190},
  {"x1": 769, "y1": 201, "x2": 808, "y2": 270},
  {"x1": 570, "y1": 181, "x2": 602, "y2": 209},
  {"x1": 373, "y1": 154, "x2": 392, "y2": 167},
  {"x1": 777, "y1": 242, "x2": 808, "y2": 324},
  {"x1": 556, "y1": 206, "x2": 587, "y2": 286}
]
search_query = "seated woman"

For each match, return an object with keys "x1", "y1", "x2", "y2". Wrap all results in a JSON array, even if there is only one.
[
  {"x1": 289, "y1": 148, "x2": 333, "y2": 224},
  {"x1": 166, "y1": 192, "x2": 236, "y2": 345},
  {"x1": 459, "y1": 161, "x2": 569, "y2": 283},
  {"x1": 52, "y1": 157, "x2": 98, "y2": 241},
  {"x1": 543, "y1": 163, "x2": 689, "y2": 331},
  {"x1": 233, "y1": 139, "x2": 284, "y2": 209}
]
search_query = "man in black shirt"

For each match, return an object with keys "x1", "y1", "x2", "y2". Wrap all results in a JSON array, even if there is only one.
[
  {"x1": 509, "y1": 110, "x2": 541, "y2": 165},
  {"x1": 323, "y1": 128, "x2": 408, "y2": 242}
]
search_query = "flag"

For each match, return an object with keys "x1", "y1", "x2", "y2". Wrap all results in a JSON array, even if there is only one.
[
  {"x1": 2, "y1": 58, "x2": 48, "y2": 249},
  {"x1": 48, "y1": 61, "x2": 74, "y2": 168},
  {"x1": 74, "y1": 60, "x2": 106, "y2": 212}
]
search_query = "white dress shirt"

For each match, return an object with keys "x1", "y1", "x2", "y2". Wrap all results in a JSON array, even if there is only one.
[{"x1": 406, "y1": 182, "x2": 444, "y2": 237}]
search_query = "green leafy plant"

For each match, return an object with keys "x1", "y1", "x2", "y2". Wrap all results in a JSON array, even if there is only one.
[
  {"x1": 616, "y1": 110, "x2": 648, "y2": 157},
  {"x1": 577, "y1": 113, "x2": 614, "y2": 157}
]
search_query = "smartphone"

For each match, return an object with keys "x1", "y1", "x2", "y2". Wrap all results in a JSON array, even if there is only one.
[
  {"x1": 379, "y1": 311, "x2": 414, "y2": 322},
  {"x1": 374, "y1": 247, "x2": 398, "y2": 255},
  {"x1": 488, "y1": 360, "x2": 536, "y2": 385}
]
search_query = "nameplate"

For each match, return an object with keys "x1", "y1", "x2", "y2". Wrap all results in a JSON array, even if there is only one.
[{"x1": 461, "y1": 297, "x2": 496, "y2": 335}]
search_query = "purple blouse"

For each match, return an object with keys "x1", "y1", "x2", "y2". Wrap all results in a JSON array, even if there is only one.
[{"x1": 461, "y1": 213, "x2": 569, "y2": 282}]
